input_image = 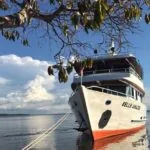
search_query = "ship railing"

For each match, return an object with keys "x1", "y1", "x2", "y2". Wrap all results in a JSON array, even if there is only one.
[
  {"x1": 81, "y1": 52, "x2": 135, "y2": 59},
  {"x1": 69, "y1": 85, "x2": 135, "y2": 99},
  {"x1": 74, "y1": 67, "x2": 142, "y2": 80},
  {"x1": 129, "y1": 67, "x2": 142, "y2": 80},
  {"x1": 87, "y1": 85, "x2": 128, "y2": 97}
]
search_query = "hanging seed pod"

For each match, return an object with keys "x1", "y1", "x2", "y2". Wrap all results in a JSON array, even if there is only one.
[
  {"x1": 128, "y1": 9, "x2": 132, "y2": 20},
  {"x1": 78, "y1": 2, "x2": 84, "y2": 15},
  {"x1": 81, "y1": 13, "x2": 88, "y2": 26},
  {"x1": 58, "y1": 71, "x2": 63, "y2": 83},
  {"x1": 94, "y1": 0, "x2": 104, "y2": 26},
  {"x1": 82, "y1": 60, "x2": 87, "y2": 68},
  {"x1": 66, "y1": 63, "x2": 73, "y2": 74},
  {"x1": 125, "y1": 9, "x2": 130, "y2": 20},
  {"x1": 71, "y1": 13, "x2": 80, "y2": 30},
  {"x1": 113, "y1": 0, "x2": 119, "y2": 3},
  {"x1": 131, "y1": 5, "x2": 136, "y2": 19},
  {"x1": 63, "y1": 74, "x2": 68, "y2": 83},
  {"x1": 48, "y1": 66, "x2": 54, "y2": 75},
  {"x1": 63, "y1": 24, "x2": 69, "y2": 36},
  {"x1": 101, "y1": 1, "x2": 109, "y2": 11},
  {"x1": 145, "y1": 14, "x2": 150, "y2": 24},
  {"x1": 74, "y1": 61, "x2": 82, "y2": 74},
  {"x1": 87, "y1": 58, "x2": 93, "y2": 69},
  {"x1": 135, "y1": 7, "x2": 141, "y2": 20},
  {"x1": 145, "y1": 1, "x2": 150, "y2": 7},
  {"x1": 58, "y1": 66, "x2": 68, "y2": 83}
]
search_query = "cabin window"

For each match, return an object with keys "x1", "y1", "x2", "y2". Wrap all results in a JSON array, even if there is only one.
[
  {"x1": 108, "y1": 85, "x2": 126, "y2": 95},
  {"x1": 126, "y1": 86, "x2": 135, "y2": 98},
  {"x1": 136, "y1": 91, "x2": 138, "y2": 100},
  {"x1": 131, "y1": 88, "x2": 134, "y2": 98},
  {"x1": 128, "y1": 87, "x2": 132, "y2": 97},
  {"x1": 126, "y1": 86, "x2": 143, "y2": 101},
  {"x1": 127, "y1": 86, "x2": 131, "y2": 96},
  {"x1": 137, "y1": 93, "x2": 142, "y2": 101},
  {"x1": 140, "y1": 94, "x2": 143, "y2": 102}
]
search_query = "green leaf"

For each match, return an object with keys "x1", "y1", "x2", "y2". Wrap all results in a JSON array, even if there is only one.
[
  {"x1": 145, "y1": 0, "x2": 150, "y2": 7},
  {"x1": 63, "y1": 24, "x2": 69, "y2": 36},
  {"x1": 56, "y1": 0, "x2": 62, "y2": 4},
  {"x1": 23, "y1": 39, "x2": 29, "y2": 46},
  {"x1": 11, "y1": 35, "x2": 15, "y2": 41},
  {"x1": 101, "y1": 1, "x2": 109, "y2": 11},
  {"x1": 145, "y1": 14, "x2": 150, "y2": 24},
  {"x1": 66, "y1": 64, "x2": 73, "y2": 74},
  {"x1": 0, "y1": 1, "x2": 9, "y2": 11},
  {"x1": 71, "y1": 14, "x2": 79, "y2": 30},
  {"x1": 49, "y1": 0, "x2": 54, "y2": 4},
  {"x1": 48, "y1": 66, "x2": 54, "y2": 75},
  {"x1": 84, "y1": 26, "x2": 89, "y2": 34},
  {"x1": 15, "y1": 31, "x2": 20, "y2": 40},
  {"x1": 113, "y1": 0, "x2": 119, "y2": 3}
]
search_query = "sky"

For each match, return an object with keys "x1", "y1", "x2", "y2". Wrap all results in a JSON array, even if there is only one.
[{"x1": 0, "y1": 20, "x2": 150, "y2": 114}]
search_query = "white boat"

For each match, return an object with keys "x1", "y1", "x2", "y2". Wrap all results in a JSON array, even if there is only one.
[{"x1": 69, "y1": 53, "x2": 147, "y2": 140}]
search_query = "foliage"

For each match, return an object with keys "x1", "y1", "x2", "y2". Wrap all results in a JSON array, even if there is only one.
[
  {"x1": 0, "y1": 0, "x2": 149, "y2": 53},
  {"x1": 0, "y1": 0, "x2": 150, "y2": 82},
  {"x1": 47, "y1": 57, "x2": 93, "y2": 83}
]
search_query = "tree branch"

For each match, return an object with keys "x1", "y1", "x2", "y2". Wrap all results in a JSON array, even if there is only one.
[
  {"x1": 0, "y1": 0, "x2": 36, "y2": 29},
  {"x1": 33, "y1": 5, "x2": 66, "y2": 23},
  {"x1": 10, "y1": 0, "x2": 23, "y2": 8}
]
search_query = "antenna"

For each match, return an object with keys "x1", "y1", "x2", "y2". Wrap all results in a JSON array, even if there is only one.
[
  {"x1": 110, "y1": 38, "x2": 115, "y2": 53},
  {"x1": 107, "y1": 38, "x2": 118, "y2": 56}
]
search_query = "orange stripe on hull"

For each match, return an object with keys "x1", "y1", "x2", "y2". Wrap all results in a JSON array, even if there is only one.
[{"x1": 93, "y1": 125, "x2": 145, "y2": 140}]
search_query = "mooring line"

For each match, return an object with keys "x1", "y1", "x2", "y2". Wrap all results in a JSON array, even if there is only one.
[{"x1": 22, "y1": 113, "x2": 70, "y2": 150}]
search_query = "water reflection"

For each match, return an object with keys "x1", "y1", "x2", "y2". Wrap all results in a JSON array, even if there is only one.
[
  {"x1": 24, "y1": 115, "x2": 59, "y2": 149},
  {"x1": 77, "y1": 128, "x2": 150, "y2": 150}
]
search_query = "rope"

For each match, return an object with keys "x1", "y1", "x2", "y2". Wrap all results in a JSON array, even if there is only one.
[{"x1": 22, "y1": 113, "x2": 70, "y2": 150}]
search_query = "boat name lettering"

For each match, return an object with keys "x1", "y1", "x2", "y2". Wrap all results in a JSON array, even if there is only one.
[{"x1": 122, "y1": 102, "x2": 140, "y2": 110}]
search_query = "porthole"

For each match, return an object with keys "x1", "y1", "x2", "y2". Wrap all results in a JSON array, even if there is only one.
[
  {"x1": 98, "y1": 110, "x2": 112, "y2": 129},
  {"x1": 105, "y1": 100, "x2": 111, "y2": 105}
]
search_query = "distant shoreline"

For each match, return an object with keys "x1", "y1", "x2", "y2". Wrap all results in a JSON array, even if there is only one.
[
  {"x1": 0, "y1": 113, "x2": 71, "y2": 116},
  {"x1": 0, "y1": 111, "x2": 149, "y2": 116}
]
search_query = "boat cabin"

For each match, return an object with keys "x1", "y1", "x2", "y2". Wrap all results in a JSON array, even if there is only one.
[
  {"x1": 81, "y1": 55, "x2": 143, "y2": 79},
  {"x1": 71, "y1": 54, "x2": 144, "y2": 101}
]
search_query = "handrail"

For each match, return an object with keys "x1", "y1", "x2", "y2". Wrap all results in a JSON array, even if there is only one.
[
  {"x1": 85, "y1": 67, "x2": 129, "y2": 73},
  {"x1": 87, "y1": 85, "x2": 128, "y2": 97},
  {"x1": 69, "y1": 85, "x2": 135, "y2": 99},
  {"x1": 129, "y1": 67, "x2": 142, "y2": 80},
  {"x1": 74, "y1": 67, "x2": 142, "y2": 80},
  {"x1": 81, "y1": 52, "x2": 135, "y2": 59}
]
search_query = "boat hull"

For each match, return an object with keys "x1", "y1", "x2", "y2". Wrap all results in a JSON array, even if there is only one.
[{"x1": 69, "y1": 86, "x2": 147, "y2": 140}]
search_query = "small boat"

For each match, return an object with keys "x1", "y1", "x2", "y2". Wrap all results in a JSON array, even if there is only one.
[{"x1": 69, "y1": 50, "x2": 147, "y2": 141}]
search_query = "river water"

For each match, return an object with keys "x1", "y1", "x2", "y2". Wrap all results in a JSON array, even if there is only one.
[{"x1": 0, "y1": 113, "x2": 149, "y2": 150}]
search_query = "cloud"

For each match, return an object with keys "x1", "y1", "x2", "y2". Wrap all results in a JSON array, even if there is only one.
[
  {"x1": 0, "y1": 54, "x2": 149, "y2": 114},
  {"x1": 0, "y1": 55, "x2": 72, "y2": 114},
  {"x1": 144, "y1": 87, "x2": 150, "y2": 110},
  {"x1": 25, "y1": 75, "x2": 55, "y2": 101},
  {"x1": 0, "y1": 77, "x2": 10, "y2": 85}
]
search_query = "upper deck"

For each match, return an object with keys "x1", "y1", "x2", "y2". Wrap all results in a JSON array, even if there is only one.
[
  {"x1": 80, "y1": 53, "x2": 143, "y2": 80},
  {"x1": 73, "y1": 53, "x2": 144, "y2": 93}
]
